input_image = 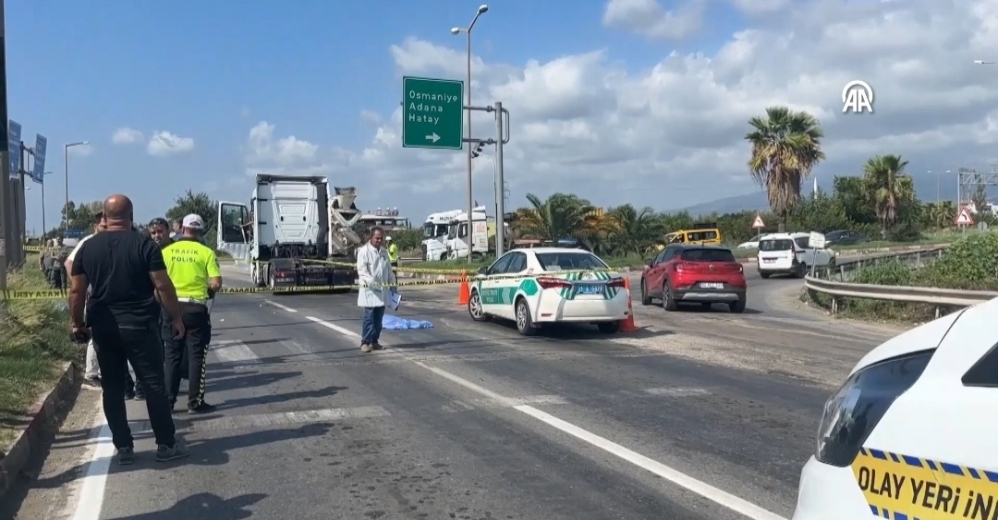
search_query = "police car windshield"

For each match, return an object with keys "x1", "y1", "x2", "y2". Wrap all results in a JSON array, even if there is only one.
[{"x1": 536, "y1": 252, "x2": 608, "y2": 271}]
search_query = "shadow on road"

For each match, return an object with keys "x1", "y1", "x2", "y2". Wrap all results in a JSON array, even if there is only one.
[{"x1": 105, "y1": 492, "x2": 267, "y2": 519}]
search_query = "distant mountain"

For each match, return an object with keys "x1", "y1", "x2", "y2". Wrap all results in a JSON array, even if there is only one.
[{"x1": 678, "y1": 191, "x2": 769, "y2": 215}]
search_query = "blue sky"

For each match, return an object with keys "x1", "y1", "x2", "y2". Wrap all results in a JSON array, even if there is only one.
[
  {"x1": 10, "y1": 0, "x2": 758, "y2": 233},
  {"x1": 12, "y1": 0, "x2": 997, "y2": 233}
]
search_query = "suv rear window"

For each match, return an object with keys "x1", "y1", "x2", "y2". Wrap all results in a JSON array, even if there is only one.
[
  {"x1": 680, "y1": 248, "x2": 736, "y2": 262},
  {"x1": 759, "y1": 239, "x2": 794, "y2": 251},
  {"x1": 536, "y1": 252, "x2": 608, "y2": 271}
]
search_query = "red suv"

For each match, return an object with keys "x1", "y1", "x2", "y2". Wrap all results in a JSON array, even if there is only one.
[{"x1": 639, "y1": 244, "x2": 747, "y2": 313}]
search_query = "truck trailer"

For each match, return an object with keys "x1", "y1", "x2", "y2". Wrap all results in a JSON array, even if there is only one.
[{"x1": 216, "y1": 174, "x2": 364, "y2": 290}]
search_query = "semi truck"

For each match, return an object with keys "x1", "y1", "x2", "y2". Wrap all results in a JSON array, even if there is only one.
[
  {"x1": 421, "y1": 209, "x2": 463, "y2": 261},
  {"x1": 216, "y1": 174, "x2": 364, "y2": 290},
  {"x1": 443, "y1": 206, "x2": 493, "y2": 260}
]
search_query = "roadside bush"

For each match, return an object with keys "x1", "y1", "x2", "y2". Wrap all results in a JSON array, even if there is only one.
[{"x1": 914, "y1": 232, "x2": 998, "y2": 291}]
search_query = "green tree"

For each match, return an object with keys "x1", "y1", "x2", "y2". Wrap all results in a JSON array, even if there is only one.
[
  {"x1": 861, "y1": 155, "x2": 914, "y2": 237},
  {"x1": 166, "y1": 190, "x2": 218, "y2": 244},
  {"x1": 513, "y1": 193, "x2": 595, "y2": 242},
  {"x1": 602, "y1": 205, "x2": 663, "y2": 255},
  {"x1": 60, "y1": 200, "x2": 103, "y2": 234},
  {"x1": 745, "y1": 106, "x2": 826, "y2": 232}
]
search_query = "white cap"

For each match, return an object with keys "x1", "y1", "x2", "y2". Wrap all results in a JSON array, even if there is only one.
[
  {"x1": 386, "y1": 236, "x2": 392, "y2": 241},
  {"x1": 182, "y1": 214, "x2": 204, "y2": 230}
]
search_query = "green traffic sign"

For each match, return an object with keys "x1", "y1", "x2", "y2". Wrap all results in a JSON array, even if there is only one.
[{"x1": 402, "y1": 76, "x2": 464, "y2": 150}]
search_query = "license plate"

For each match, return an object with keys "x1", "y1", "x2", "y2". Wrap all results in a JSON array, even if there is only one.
[
  {"x1": 577, "y1": 284, "x2": 603, "y2": 295},
  {"x1": 763, "y1": 258, "x2": 775, "y2": 263},
  {"x1": 700, "y1": 282, "x2": 724, "y2": 289}
]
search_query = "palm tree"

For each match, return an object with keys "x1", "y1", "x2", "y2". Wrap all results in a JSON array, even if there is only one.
[
  {"x1": 513, "y1": 193, "x2": 595, "y2": 241},
  {"x1": 603, "y1": 205, "x2": 663, "y2": 255},
  {"x1": 861, "y1": 155, "x2": 914, "y2": 237},
  {"x1": 746, "y1": 106, "x2": 826, "y2": 232}
]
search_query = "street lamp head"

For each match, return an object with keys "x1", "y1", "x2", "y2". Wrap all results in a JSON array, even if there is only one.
[
  {"x1": 974, "y1": 60, "x2": 995, "y2": 65},
  {"x1": 450, "y1": 27, "x2": 461, "y2": 35},
  {"x1": 478, "y1": 4, "x2": 488, "y2": 14}
]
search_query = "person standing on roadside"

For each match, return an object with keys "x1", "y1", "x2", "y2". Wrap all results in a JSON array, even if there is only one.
[
  {"x1": 65, "y1": 212, "x2": 114, "y2": 388},
  {"x1": 161, "y1": 214, "x2": 222, "y2": 413},
  {"x1": 171, "y1": 218, "x2": 184, "y2": 241},
  {"x1": 386, "y1": 236, "x2": 399, "y2": 269},
  {"x1": 69, "y1": 194, "x2": 189, "y2": 465},
  {"x1": 149, "y1": 218, "x2": 190, "y2": 394},
  {"x1": 356, "y1": 226, "x2": 395, "y2": 353}
]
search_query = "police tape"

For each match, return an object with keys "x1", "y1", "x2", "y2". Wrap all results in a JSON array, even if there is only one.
[
  {"x1": 0, "y1": 277, "x2": 468, "y2": 301},
  {"x1": 295, "y1": 257, "x2": 622, "y2": 278},
  {"x1": 852, "y1": 447, "x2": 998, "y2": 519}
]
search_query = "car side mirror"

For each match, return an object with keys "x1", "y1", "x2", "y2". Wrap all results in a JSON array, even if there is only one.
[
  {"x1": 477, "y1": 266, "x2": 489, "y2": 275},
  {"x1": 644, "y1": 258, "x2": 654, "y2": 266}
]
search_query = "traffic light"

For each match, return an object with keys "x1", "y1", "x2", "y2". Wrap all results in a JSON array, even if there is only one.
[{"x1": 471, "y1": 142, "x2": 485, "y2": 158}]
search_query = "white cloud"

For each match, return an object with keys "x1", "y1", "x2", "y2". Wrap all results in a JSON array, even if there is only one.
[
  {"x1": 147, "y1": 131, "x2": 194, "y2": 156},
  {"x1": 111, "y1": 127, "x2": 144, "y2": 145},
  {"x1": 243, "y1": 121, "x2": 324, "y2": 176},
  {"x1": 602, "y1": 0, "x2": 705, "y2": 40},
  {"x1": 237, "y1": 0, "x2": 998, "y2": 215},
  {"x1": 67, "y1": 144, "x2": 93, "y2": 157}
]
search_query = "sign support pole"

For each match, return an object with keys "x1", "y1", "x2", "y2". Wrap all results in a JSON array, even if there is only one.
[
  {"x1": 0, "y1": 0, "x2": 10, "y2": 289},
  {"x1": 494, "y1": 101, "x2": 505, "y2": 258}
]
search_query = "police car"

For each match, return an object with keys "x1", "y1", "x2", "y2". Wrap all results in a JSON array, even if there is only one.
[
  {"x1": 467, "y1": 247, "x2": 630, "y2": 335},
  {"x1": 793, "y1": 298, "x2": 998, "y2": 519}
]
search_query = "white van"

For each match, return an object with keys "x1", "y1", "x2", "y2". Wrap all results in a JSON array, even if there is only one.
[{"x1": 757, "y1": 232, "x2": 834, "y2": 278}]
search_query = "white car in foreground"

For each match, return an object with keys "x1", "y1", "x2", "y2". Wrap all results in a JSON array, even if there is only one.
[
  {"x1": 792, "y1": 298, "x2": 998, "y2": 520},
  {"x1": 467, "y1": 247, "x2": 630, "y2": 335}
]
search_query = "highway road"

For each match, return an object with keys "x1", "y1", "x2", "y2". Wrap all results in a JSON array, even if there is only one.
[{"x1": 2, "y1": 268, "x2": 904, "y2": 520}]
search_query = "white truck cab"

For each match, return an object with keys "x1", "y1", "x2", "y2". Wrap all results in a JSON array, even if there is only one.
[
  {"x1": 422, "y1": 209, "x2": 463, "y2": 261},
  {"x1": 445, "y1": 206, "x2": 491, "y2": 260},
  {"x1": 757, "y1": 232, "x2": 834, "y2": 279}
]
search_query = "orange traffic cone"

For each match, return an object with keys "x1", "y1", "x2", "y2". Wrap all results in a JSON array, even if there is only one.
[
  {"x1": 620, "y1": 277, "x2": 638, "y2": 332},
  {"x1": 457, "y1": 270, "x2": 470, "y2": 305}
]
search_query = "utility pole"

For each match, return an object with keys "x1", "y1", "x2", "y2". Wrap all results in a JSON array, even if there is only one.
[
  {"x1": 494, "y1": 101, "x2": 506, "y2": 257},
  {"x1": 0, "y1": 0, "x2": 10, "y2": 291}
]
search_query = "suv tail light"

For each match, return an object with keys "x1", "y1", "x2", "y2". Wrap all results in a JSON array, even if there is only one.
[
  {"x1": 537, "y1": 277, "x2": 573, "y2": 289},
  {"x1": 607, "y1": 278, "x2": 626, "y2": 288},
  {"x1": 815, "y1": 350, "x2": 934, "y2": 467}
]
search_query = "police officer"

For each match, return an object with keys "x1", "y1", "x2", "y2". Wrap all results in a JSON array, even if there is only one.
[
  {"x1": 149, "y1": 217, "x2": 190, "y2": 394},
  {"x1": 161, "y1": 214, "x2": 222, "y2": 413},
  {"x1": 386, "y1": 236, "x2": 399, "y2": 268},
  {"x1": 39, "y1": 248, "x2": 58, "y2": 288}
]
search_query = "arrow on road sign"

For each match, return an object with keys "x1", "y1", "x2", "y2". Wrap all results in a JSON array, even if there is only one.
[
  {"x1": 425, "y1": 133, "x2": 440, "y2": 143},
  {"x1": 955, "y1": 208, "x2": 974, "y2": 226},
  {"x1": 752, "y1": 215, "x2": 765, "y2": 228}
]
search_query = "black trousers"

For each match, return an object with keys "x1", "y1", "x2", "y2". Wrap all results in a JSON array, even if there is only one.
[
  {"x1": 160, "y1": 309, "x2": 188, "y2": 380},
  {"x1": 92, "y1": 319, "x2": 177, "y2": 449},
  {"x1": 163, "y1": 302, "x2": 212, "y2": 408}
]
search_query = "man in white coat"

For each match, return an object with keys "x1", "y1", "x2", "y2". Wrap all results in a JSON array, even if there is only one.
[{"x1": 356, "y1": 226, "x2": 396, "y2": 353}]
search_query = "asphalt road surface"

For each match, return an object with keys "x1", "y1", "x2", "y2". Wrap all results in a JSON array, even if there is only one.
[{"x1": 2, "y1": 266, "x2": 906, "y2": 520}]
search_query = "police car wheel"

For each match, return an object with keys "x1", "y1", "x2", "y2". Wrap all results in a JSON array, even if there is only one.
[
  {"x1": 468, "y1": 290, "x2": 491, "y2": 322},
  {"x1": 515, "y1": 298, "x2": 536, "y2": 336}
]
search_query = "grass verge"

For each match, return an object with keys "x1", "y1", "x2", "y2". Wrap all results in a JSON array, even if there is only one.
[{"x1": 0, "y1": 260, "x2": 78, "y2": 454}]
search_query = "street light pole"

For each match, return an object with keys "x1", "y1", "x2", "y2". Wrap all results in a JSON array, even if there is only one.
[
  {"x1": 41, "y1": 170, "x2": 51, "y2": 239},
  {"x1": 64, "y1": 141, "x2": 88, "y2": 233},
  {"x1": 451, "y1": 4, "x2": 488, "y2": 263}
]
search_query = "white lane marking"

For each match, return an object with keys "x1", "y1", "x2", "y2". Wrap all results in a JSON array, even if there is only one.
[
  {"x1": 70, "y1": 410, "x2": 114, "y2": 520},
  {"x1": 265, "y1": 300, "x2": 298, "y2": 313},
  {"x1": 515, "y1": 405, "x2": 786, "y2": 520},
  {"x1": 247, "y1": 310, "x2": 788, "y2": 520},
  {"x1": 210, "y1": 340, "x2": 260, "y2": 364},
  {"x1": 306, "y1": 315, "x2": 360, "y2": 338},
  {"x1": 643, "y1": 387, "x2": 711, "y2": 397}
]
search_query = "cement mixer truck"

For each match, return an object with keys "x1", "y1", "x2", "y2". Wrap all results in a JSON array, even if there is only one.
[{"x1": 216, "y1": 174, "x2": 365, "y2": 289}]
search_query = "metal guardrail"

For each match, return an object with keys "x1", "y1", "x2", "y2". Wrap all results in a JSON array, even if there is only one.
[
  {"x1": 805, "y1": 246, "x2": 997, "y2": 313},
  {"x1": 815, "y1": 246, "x2": 949, "y2": 281}
]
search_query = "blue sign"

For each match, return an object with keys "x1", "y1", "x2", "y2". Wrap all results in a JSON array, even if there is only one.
[
  {"x1": 31, "y1": 134, "x2": 46, "y2": 184},
  {"x1": 64, "y1": 230, "x2": 84, "y2": 238},
  {"x1": 7, "y1": 120, "x2": 20, "y2": 178}
]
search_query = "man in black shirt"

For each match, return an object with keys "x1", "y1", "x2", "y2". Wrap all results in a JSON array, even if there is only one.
[{"x1": 70, "y1": 194, "x2": 190, "y2": 465}]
